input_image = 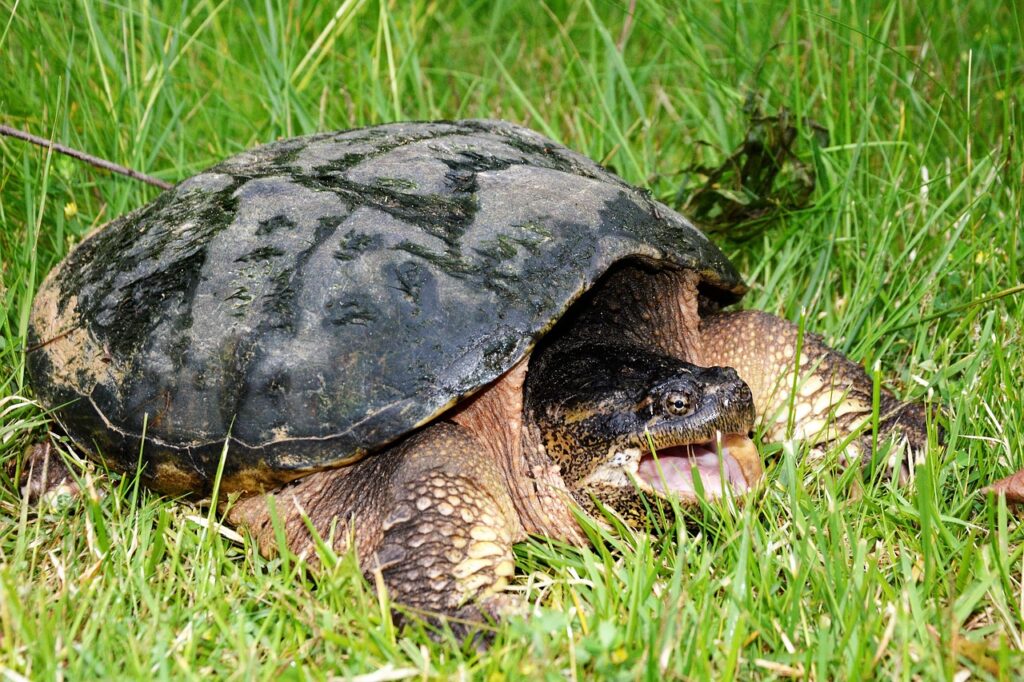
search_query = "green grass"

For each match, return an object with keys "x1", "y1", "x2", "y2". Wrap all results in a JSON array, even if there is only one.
[{"x1": 1, "y1": 0, "x2": 1022, "y2": 678}]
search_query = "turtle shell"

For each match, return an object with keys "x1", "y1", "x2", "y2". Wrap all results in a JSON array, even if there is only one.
[{"x1": 28, "y1": 119, "x2": 745, "y2": 496}]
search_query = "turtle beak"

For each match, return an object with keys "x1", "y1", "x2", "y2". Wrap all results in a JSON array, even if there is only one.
[{"x1": 635, "y1": 432, "x2": 762, "y2": 498}]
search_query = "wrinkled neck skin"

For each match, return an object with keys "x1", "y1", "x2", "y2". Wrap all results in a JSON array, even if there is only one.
[
  {"x1": 520, "y1": 264, "x2": 757, "y2": 528},
  {"x1": 456, "y1": 264, "x2": 756, "y2": 539},
  {"x1": 450, "y1": 359, "x2": 588, "y2": 545},
  {"x1": 561, "y1": 264, "x2": 708, "y2": 365}
]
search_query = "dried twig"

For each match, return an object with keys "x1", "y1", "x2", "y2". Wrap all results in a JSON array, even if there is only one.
[
  {"x1": 616, "y1": 0, "x2": 637, "y2": 52},
  {"x1": 0, "y1": 123, "x2": 172, "y2": 190}
]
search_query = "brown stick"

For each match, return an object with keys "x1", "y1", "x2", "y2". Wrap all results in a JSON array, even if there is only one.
[
  {"x1": 616, "y1": 0, "x2": 637, "y2": 52},
  {"x1": 0, "y1": 123, "x2": 173, "y2": 190}
]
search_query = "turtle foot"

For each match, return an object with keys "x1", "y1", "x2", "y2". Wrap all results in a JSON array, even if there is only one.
[
  {"x1": 858, "y1": 398, "x2": 944, "y2": 483},
  {"x1": 397, "y1": 592, "x2": 522, "y2": 648}
]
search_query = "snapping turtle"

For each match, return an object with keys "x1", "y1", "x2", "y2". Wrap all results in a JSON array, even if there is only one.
[{"x1": 28, "y1": 119, "x2": 933, "y2": 629}]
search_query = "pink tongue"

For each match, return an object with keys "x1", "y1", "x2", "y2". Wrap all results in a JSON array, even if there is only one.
[{"x1": 636, "y1": 443, "x2": 749, "y2": 497}]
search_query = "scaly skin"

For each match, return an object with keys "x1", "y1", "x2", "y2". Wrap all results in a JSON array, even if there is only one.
[
  {"x1": 185, "y1": 270, "x2": 941, "y2": 636},
  {"x1": 701, "y1": 311, "x2": 934, "y2": 477},
  {"x1": 228, "y1": 422, "x2": 524, "y2": 637}
]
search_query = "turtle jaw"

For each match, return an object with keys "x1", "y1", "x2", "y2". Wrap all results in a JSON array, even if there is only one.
[
  {"x1": 625, "y1": 377, "x2": 761, "y2": 499},
  {"x1": 632, "y1": 432, "x2": 761, "y2": 499}
]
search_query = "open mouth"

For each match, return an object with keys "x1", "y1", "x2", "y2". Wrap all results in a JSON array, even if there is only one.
[{"x1": 635, "y1": 433, "x2": 761, "y2": 498}]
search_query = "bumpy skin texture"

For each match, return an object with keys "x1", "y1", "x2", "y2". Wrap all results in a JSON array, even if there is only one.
[
  {"x1": 225, "y1": 275, "x2": 934, "y2": 632},
  {"x1": 228, "y1": 422, "x2": 523, "y2": 633},
  {"x1": 701, "y1": 311, "x2": 934, "y2": 474},
  {"x1": 28, "y1": 120, "x2": 744, "y2": 496}
]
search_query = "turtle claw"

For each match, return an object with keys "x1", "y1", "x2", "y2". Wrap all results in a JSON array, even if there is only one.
[{"x1": 405, "y1": 593, "x2": 522, "y2": 649}]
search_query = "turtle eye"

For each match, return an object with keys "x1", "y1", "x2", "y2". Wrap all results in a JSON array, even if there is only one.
[{"x1": 664, "y1": 392, "x2": 693, "y2": 417}]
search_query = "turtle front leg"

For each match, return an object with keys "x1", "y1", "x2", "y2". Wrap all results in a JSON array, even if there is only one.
[
  {"x1": 700, "y1": 310, "x2": 938, "y2": 477},
  {"x1": 228, "y1": 422, "x2": 523, "y2": 637}
]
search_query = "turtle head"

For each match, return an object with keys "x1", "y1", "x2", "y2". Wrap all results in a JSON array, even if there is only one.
[{"x1": 526, "y1": 342, "x2": 761, "y2": 525}]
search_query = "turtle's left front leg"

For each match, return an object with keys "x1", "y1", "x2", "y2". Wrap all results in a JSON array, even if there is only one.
[
  {"x1": 228, "y1": 421, "x2": 524, "y2": 638},
  {"x1": 700, "y1": 310, "x2": 938, "y2": 477}
]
